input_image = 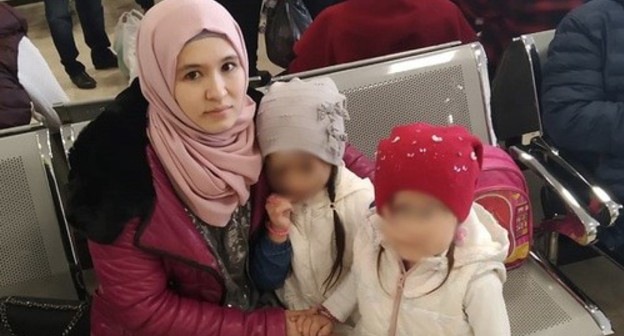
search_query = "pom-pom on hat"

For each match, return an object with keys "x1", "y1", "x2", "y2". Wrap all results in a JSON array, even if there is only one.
[{"x1": 374, "y1": 123, "x2": 484, "y2": 222}]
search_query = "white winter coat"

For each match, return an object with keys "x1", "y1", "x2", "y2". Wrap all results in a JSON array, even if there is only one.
[
  {"x1": 324, "y1": 203, "x2": 511, "y2": 336},
  {"x1": 277, "y1": 165, "x2": 374, "y2": 316}
]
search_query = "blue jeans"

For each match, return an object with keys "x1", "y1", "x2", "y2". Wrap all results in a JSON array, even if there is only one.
[{"x1": 43, "y1": 0, "x2": 111, "y2": 76}]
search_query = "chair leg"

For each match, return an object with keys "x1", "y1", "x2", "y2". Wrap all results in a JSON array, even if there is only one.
[{"x1": 548, "y1": 231, "x2": 560, "y2": 265}]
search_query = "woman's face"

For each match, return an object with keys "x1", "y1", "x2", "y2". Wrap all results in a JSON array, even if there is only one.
[
  {"x1": 174, "y1": 36, "x2": 246, "y2": 134},
  {"x1": 380, "y1": 191, "x2": 457, "y2": 264},
  {"x1": 266, "y1": 151, "x2": 332, "y2": 203}
]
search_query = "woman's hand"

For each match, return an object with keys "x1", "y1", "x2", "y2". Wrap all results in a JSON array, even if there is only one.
[
  {"x1": 266, "y1": 194, "x2": 293, "y2": 243},
  {"x1": 286, "y1": 308, "x2": 333, "y2": 336},
  {"x1": 286, "y1": 309, "x2": 314, "y2": 336},
  {"x1": 287, "y1": 316, "x2": 302, "y2": 336},
  {"x1": 296, "y1": 314, "x2": 334, "y2": 336}
]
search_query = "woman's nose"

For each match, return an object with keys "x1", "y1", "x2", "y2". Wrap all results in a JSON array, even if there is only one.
[{"x1": 205, "y1": 74, "x2": 228, "y2": 100}]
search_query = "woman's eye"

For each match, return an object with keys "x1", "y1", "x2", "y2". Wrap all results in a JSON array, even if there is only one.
[
  {"x1": 185, "y1": 71, "x2": 201, "y2": 81},
  {"x1": 222, "y1": 62, "x2": 238, "y2": 72}
]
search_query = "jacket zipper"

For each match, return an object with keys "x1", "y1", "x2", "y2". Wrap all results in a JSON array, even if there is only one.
[{"x1": 388, "y1": 261, "x2": 409, "y2": 336}]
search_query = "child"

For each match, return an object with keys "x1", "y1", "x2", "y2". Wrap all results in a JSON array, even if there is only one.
[
  {"x1": 251, "y1": 78, "x2": 375, "y2": 333},
  {"x1": 301, "y1": 123, "x2": 511, "y2": 336}
]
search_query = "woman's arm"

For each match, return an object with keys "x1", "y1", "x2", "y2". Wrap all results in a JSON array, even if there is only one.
[
  {"x1": 250, "y1": 228, "x2": 293, "y2": 291},
  {"x1": 464, "y1": 271, "x2": 511, "y2": 336},
  {"x1": 89, "y1": 220, "x2": 286, "y2": 336}
]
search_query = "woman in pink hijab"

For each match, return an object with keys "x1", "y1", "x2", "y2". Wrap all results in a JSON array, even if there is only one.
[{"x1": 66, "y1": 0, "x2": 373, "y2": 335}]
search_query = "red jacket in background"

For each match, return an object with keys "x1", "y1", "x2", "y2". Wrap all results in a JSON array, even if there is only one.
[
  {"x1": 288, "y1": 0, "x2": 476, "y2": 73},
  {"x1": 450, "y1": 0, "x2": 583, "y2": 73}
]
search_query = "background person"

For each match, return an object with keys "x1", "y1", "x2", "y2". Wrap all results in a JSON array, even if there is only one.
[
  {"x1": 43, "y1": 0, "x2": 117, "y2": 89},
  {"x1": 541, "y1": 0, "x2": 624, "y2": 257},
  {"x1": 288, "y1": 0, "x2": 476, "y2": 73}
]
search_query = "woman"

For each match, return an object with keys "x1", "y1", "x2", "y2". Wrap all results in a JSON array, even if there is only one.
[{"x1": 67, "y1": 0, "x2": 372, "y2": 335}]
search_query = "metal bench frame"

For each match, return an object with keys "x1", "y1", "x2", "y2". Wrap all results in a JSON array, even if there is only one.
[{"x1": 0, "y1": 124, "x2": 85, "y2": 300}]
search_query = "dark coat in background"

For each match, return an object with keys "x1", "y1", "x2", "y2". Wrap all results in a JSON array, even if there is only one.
[{"x1": 542, "y1": 0, "x2": 624, "y2": 248}]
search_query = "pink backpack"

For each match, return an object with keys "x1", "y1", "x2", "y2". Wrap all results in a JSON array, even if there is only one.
[{"x1": 475, "y1": 146, "x2": 532, "y2": 270}]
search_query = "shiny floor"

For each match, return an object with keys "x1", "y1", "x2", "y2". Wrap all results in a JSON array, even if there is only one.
[{"x1": 13, "y1": 0, "x2": 624, "y2": 335}]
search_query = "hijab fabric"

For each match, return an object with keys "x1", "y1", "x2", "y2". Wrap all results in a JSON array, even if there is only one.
[{"x1": 136, "y1": 0, "x2": 262, "y2": 227}]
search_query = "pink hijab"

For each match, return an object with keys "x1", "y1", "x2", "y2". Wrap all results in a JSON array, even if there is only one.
[{"x1": 136, "y1": 0, "x2": 262, "y2": 227}]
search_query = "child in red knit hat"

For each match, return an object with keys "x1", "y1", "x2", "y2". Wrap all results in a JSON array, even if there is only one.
[{"x1": 296, "y1": 123, "x2": 511, "y2": 336}]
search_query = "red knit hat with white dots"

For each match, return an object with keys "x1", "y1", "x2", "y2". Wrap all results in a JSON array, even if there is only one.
[{"x1": 374, "y1": 123, "x2": 484, "y2": 222}]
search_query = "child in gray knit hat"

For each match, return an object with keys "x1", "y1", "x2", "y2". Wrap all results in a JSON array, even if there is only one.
[{"x1": 253, "y1": 77, "x2": 374, "y2": 335}]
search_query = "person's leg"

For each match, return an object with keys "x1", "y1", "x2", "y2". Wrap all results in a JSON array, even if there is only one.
[
  {"x1": 74, "y1": 0, "x2": 116, "y2": 68},
  {"x1": 43, "y1": 0, "x2": 85, "y2": 76},
  {"x1": 217, "y1": 0, "x2": 262, "y2": 76}
]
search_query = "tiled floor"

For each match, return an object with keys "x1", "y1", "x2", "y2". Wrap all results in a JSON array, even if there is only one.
[{"x1": 12, "y1": 0, "x2": 624, "y2": 335}]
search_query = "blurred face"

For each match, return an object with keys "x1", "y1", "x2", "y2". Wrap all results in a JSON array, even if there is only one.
[
  {"x1": 266, "y1": 152, "x2": 332, "y2": 203},
  {"x1": 380, "y1": 191, "x2": 458, "y2": 264},
  {"x1": 174, "y1": 36, "x2": 246, "y2": 134}
]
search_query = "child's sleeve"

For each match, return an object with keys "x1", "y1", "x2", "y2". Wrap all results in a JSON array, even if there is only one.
[
  {"x1": 464, "y1": 270, "x2": 511, "y2": 336},
  {"x1": 322, "y1": 271, "x2": 358, "y2": 323},
  {"x1": 250, "y1": 230, "x2": 292, "y2": 291}
]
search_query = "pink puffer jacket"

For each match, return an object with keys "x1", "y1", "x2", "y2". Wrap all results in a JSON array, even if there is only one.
[
  {"x1": 89, "y1": 147, "x2": 283, "y2": 335},
  {"x1": 89, "y1": 145, "x2": 373, "y2": 336}
]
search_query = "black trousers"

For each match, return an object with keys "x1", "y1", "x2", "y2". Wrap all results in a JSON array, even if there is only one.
[
  {"x1": 220, "y1": 0, "x2": 263, "y2": 75},
  {"x1": 43, "y1": 0, "x2": 111, "y2": 76}
]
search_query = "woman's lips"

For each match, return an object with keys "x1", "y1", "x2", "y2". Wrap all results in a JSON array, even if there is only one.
[{"x1": 204, "y1": 106, "x2": 233, "y2": 117}]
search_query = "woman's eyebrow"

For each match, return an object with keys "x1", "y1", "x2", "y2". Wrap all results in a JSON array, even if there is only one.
[
  {"x1": 177, "y1": 64, "x2": 201, "y2": 72},
  {"x1": 177, "y1": 55, "x2": 238, "y2": 71}
]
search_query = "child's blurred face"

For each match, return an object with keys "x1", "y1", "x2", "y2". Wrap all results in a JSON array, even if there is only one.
[
  {"x1": 380, "y1": 191, "x2": 458, "y2": 264},
  {"x1": 266, "y1": 151, "x2": 332, "y2": 203}
]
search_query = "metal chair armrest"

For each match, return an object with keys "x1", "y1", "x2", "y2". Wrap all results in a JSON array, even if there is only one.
[
  {"x1": 509, "y1": 146, "x2": 599, "y2": 244},
  {"x1": 530, "y1": 138, "x2": 622, "y2": 226}
]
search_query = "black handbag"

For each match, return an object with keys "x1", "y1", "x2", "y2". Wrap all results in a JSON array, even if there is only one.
[
  {"x1": 265, "y1": 0, "x2": 313, "y2": 68},
  {"x1": 0, "y1": 297, "x2": 90, "y2": 336}
]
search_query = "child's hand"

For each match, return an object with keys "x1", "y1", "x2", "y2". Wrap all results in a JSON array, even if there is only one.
[
  {"x1": 296, "y1": 314, "x2": 334, "y2": 336},
  {"x1": 266, "y1": 194, "x2": 293, "y2": 242}
]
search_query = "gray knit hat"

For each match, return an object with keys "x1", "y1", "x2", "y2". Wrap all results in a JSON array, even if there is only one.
[{"x1": 257, "y1": 77, "x2": 349, "y2": 166}]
